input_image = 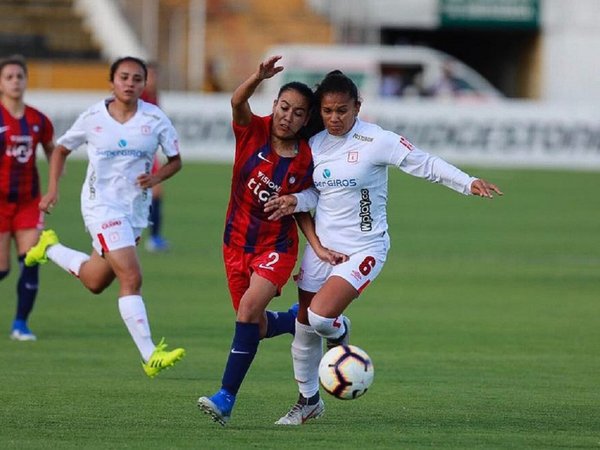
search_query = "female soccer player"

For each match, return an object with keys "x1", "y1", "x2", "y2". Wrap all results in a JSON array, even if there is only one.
[
  {"x1": 265, "y1": 70, "x2": 503, "y2": 425},
  {"x1": 0, "y1": 56, "x2": 55, "y2": 341},
  {"x1": 197, "y1": 56, "x2": 346, "y2": 426},
  {"x1": 25, "y1": 56, "x2": 185, "y2": 377}
]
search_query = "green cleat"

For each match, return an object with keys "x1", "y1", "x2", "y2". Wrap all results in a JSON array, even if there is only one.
[
  {"x1": 25, "y1": 229, "x2": 59, "y2": 267},
  {"x1": 142, "y1": 338, "x2": 185, "y2": 378}
]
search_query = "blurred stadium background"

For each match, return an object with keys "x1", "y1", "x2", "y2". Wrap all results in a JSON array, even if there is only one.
[
  {"x1": 2, "y1": 0, "x2": 598, "y2": 101},
  {"x1": 5, "y1": 0, "x2": 600, "y2": 169}
]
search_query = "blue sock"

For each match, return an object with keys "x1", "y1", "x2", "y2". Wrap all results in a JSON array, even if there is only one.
[
  {"x1": 221, "y1": 322, "x2": 260, "y2": 396},
  {"x1": 16, "y1": 255, "x2": 39, "y2": 322},
  {"x1": 264, "y1": 305, "x2": 298, "y2": 338},
  {"x1": 150, "y1": 198, "x2": 162, "y2": 237}
]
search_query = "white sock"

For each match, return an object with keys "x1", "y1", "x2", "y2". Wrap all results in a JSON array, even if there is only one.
[
  {"x1": 46, "y1": 243, "x2": 90, "y2": 277},
  {"x1": 118, "y1": 295, "x2": 155, "y2": 361},
  {"x1": 291, "y1": 320, "x2": 323, "y2": 399}
]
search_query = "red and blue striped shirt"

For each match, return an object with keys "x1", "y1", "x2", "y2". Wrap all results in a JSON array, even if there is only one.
[
  {"x1": 224, "y1": 114, "x2": 314, "y2": 254},
  {"x1": 0, "y1": 104, "x2": 54, "y2": 203}
]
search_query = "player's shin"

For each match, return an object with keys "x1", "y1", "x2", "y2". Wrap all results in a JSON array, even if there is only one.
[
  {"x1": 291, "y1": 321, "x2": 322, "y2": 399},
  {"x1": 264, "y1": 306, "x2": 297, "y2": 338},
  {"x1": 118, "y1": 295, "x2": 155, "y2": 360},
  {"x1": 47, "y1": 244, "x2": 90, "y2": 276},
  {"x1": 16, "y1": 255, "x2": 39, "y2": 321},
  {"x1": 221, "y1": 322, "x2": 260, "y2": 395}
]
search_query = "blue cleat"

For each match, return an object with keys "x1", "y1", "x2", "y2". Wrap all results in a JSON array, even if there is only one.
[
  {"x1": 10, "y1": 320, "x2": 37, "y2": 341},
  {"x1": 288, "y1": 303, "x2": 299, "y2": 318},
  {"x1": 197, "y1": 389, "x2": 236, "y2": 426},
  {"x1": 145, "y1": 235, "x2": 170, "y2": 252}
]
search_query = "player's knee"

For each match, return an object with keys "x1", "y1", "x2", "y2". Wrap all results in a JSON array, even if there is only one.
[
  {"x1": 86, "y1": 283, "x2": 107, "y2": 295},
  {"x1": 236, "y1": 300, "x2": 263, "y2": 324},
  {"x1": 307, "y1": 308, "x2": 341, "y2": 339},
  {"x1": 0, "y1": 269, "x2": 9, "y2": 281},
  {"x1": 113, "y1": 270, "x2": 142, "y2": 294}
]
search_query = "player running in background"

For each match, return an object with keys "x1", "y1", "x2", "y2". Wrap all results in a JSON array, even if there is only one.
[
  {"x1": 265, "y1": 70, "x2": 503, "y2": 425},
  {"x1": 0, "y1": 55, "x2": 55, "y2": 341},
  {"x1": 140, "y1": 62, "x2": 169, "y2": 252},
  {"x1": 25, "y1": 56, "x2": 185, "y2": 377},
  {"x1": 197, "y1": 56, "x2": 346, "y2": 426}
]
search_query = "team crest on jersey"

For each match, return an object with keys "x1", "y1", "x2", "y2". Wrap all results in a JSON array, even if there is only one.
[
  {"x1": 287, "y1": 173, "x2": 296, "y2": 185},
  {"x1": 118, "y1": 139, "x2": 127, "y2": 148},
  {"x1": 93, "y1": 126, "x2": 103, "y2": 133},
  {"x1": 347, "y1": 151, "x2": 359, "y2": 163},
  {"x1": 141, "y1": 125, "x2": 151, "y2": 135},
  {"x1": 33, "y1": 125, "x2": 39, "y2": 133}
]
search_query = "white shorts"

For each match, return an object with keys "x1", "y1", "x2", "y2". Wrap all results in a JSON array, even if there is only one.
[
  {"x1": 296, "y1": 243, "x2": 388, "y2": 295},
  {"x1": 86, "y1": 217, "x2": 142, "y2": 255}
]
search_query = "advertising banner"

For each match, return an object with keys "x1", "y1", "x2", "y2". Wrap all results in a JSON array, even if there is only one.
[{"x1": 28, "y1": 91, "x2": 600, "y2": 170}]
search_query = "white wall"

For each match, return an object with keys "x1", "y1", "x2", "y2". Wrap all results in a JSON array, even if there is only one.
[{"x1": 541, "y1": 0, "x2": 600, "y2": 103}]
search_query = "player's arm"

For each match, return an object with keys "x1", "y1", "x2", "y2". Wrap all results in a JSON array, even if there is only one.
[
  {"x1": 39, "y1": 144, "x2": 70, "y2": 213},
  {"x1": 137, "y1": 154, "x2": 182, "y2": 189},
  {"x1": 41, "y1": 139, "x2": 55, "y2": 162},
  {"x1": 399, "y1": 146, "x2": 503, "y2": 198},
  {"x1": 294, "y1": 212, "x2": 348, "y2": 265},
  {"x1": 231, "y1": 55, "x2": 284, "y2": 126},
  {"x1": 265, "y1": 186, "x2": 319, "y2": 220}
]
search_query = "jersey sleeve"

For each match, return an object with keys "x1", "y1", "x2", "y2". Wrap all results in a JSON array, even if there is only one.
[
  {"x1": 232, "y1": 114, "x2": 267, "y2": 159},
  {"x1": 39, "y1": 112, "x2": 54, "y2": 144},
  {"x1": 157, "y1": 113, "x2": 180, "y2": 157},
  {"x1": 375, "y1": 130, "x2": 412, "y2": 167},
  {"x1": 399, "y1": 146, "x2": 476, "y2": 195},
  {"x1": 293, "y1": 186, "x2": 319, "y2": 212},
  {"x1": 57, "y1": 109, "x2": 89, "y2": 152}
]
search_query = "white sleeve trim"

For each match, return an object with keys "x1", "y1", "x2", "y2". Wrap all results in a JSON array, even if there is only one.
[{"x1": 292, "y1": 187, "x2": 319, "y2": 212}]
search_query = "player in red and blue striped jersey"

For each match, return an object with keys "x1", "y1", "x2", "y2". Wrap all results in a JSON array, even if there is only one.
[
  {"x1": 0, "y1": 56, "x2": 55, "y2": 341},
  {"x1": 198, "y1": 56, "x2": 347, "y2": 426}
]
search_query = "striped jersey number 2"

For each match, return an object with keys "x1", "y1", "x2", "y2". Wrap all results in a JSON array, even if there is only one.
[{"x1": 258, "y1": 252, "x2": 279, "y2": 271}]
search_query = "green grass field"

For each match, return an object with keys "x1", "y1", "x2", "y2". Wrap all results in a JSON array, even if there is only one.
[{"x1": 1, "y1": 161, "x2": 598, "y2": 449}]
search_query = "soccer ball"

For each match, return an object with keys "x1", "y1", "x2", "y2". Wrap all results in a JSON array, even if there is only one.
[{"x1": 318, "y1": 345, "x2": 374, "y2": 400}]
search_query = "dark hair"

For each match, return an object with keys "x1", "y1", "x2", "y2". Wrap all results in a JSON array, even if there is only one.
[
  {"x1": 277, "y1": 81, "x2": 320, "y2": 139},
  {"x1": 109, "y1": 56, "x2": 148, "y2": 82},
  {"x1": 314, "y1": 70, "x2": 360, "y2": 104},
  {"x1": 0, "y1": 55, "x2": 27, "y2": 76},
  {"x1": 277, "y1": 81, "x2": 314, "y2": 108}
]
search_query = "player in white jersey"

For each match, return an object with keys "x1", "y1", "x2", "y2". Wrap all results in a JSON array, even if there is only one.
[
  {"x1": 24, "y1": 57, "x2": 185, "y2": 378},
  {"x1": 265, "y1": 70, "x2": 503, "y2": 424}
]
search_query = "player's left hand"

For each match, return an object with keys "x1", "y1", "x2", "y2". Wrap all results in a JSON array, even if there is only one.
[{"x1": 471, "y1": 179, "x2": 503, "y2": 198}]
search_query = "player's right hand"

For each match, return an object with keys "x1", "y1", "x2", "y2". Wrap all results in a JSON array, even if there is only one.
[
  {"x1": 39, "y1": 191, "x2": 59, "y2": 214},
  {"x1": 264, "y1": 194, "x2": 297, "y2": 220}
]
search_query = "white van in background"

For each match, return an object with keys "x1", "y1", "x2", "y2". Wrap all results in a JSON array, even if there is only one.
[{"x1": 260, "y1": 44, "x2": 503, "y2": 102}]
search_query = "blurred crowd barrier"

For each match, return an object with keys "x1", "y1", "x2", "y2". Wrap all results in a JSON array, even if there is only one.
[{"x1": 27, "y1": 90, "x2": 600, "y2": 170}]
